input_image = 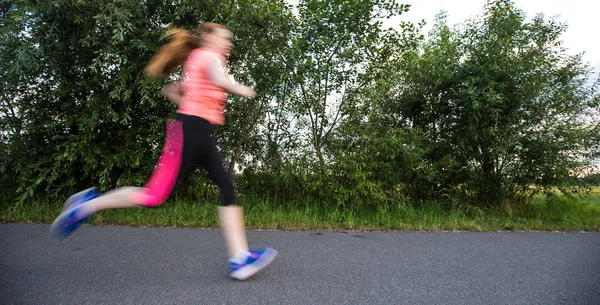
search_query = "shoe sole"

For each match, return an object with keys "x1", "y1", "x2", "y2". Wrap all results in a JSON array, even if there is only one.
[
  {"x1": 230, "y1": 248, "x2": 278, "y2": 280},
  {"x1": 50, "y1": 209, "x2": 78, "y2": 241}
]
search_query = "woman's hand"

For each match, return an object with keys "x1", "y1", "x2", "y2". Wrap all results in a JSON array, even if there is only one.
[
  {"x1": 162, "y1": 82, "x2": 182, "y2": 105},
  {"x1": 239, "y1": 87, "x2": 256, "y2": 99}
]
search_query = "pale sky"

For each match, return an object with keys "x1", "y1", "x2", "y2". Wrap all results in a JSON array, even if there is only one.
[{"x1": 286, "y1": 0, "x2": 600, "y2": 75}]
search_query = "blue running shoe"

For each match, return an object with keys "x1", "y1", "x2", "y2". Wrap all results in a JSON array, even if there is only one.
[
  {"x1": 229, "y1": 247, "x2": 278, "y2": 280},
  {"x1": 51, "y1": 187, "x2": 100, "y2": 240},
  {"x1": 62, "y1": 187, "x2": 100, "y2": 212},
  {"x1": 50, "y1": 206, "x2": 89, "y2": 240}
]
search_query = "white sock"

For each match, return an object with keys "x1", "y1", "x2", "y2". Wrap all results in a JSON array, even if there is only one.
[
  {"x1": 72, "y1": 201, "x2": 96, "y2": 218},
  {"x1": 229, "y1": 250, "x2": 251, "y2": 264}
]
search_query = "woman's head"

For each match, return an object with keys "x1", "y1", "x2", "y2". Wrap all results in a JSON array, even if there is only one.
[
  {"x1": 198, "y1": 22, "x2": 233, "y2": 57},
  {"x1": 144, "y1": 22, "x2": 232, "y2": 78}
]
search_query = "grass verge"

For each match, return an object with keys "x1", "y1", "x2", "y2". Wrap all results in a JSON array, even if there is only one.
[{"x1": 1, "y1": 191, "x2": 599, "y2": 231}]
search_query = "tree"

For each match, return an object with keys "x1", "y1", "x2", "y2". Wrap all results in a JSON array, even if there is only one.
[
  {"x1": 392, "y1": 0, "x2": 600, "y2": 205},
  {"x1": 283, "y1": 0, "x2": 410, "y2": 173},
  {"x1": 0, "y1": 0, "x2": 296, "y2": 202},
  {"x1": 216, "y1": 0, "x2": 297, "y2": 175},
  {"x1": 234, "y1": 0, "x2": 423, "y2": 204}
]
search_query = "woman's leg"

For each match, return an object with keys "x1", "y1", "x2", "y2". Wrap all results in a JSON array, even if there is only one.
[
  {"x1": 90, "y1": 119, "x2": 186, "y2": 210},
  {"x1": 201, "y1": 137, "x2": 277, "y2": 280},
  {"x1": 51, "y1": 119, "x2": 185, "y2": 239},
  {"x1": 77, "y1": 187, "x2": 143, "y2": 215},
  {"x1": 201, "y1": 142, "x2": 249, "y2": 259}
]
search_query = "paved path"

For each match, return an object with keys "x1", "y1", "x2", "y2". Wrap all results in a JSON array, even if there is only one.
[{"x1": 1, "y1": 223, "x2": 599, "y2": 305}]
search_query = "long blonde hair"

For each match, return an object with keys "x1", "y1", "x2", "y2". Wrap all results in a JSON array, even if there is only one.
[{"x1": 144, "y1": 22, "x2": 229, "y2": 78}]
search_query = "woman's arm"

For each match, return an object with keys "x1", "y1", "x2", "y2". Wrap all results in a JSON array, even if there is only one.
[
  {"x1": 207, "y1": 57, "x2": 256, "y2": 99},
  {"x1": 162, "y1": 82, "x2": 183, "y2": 105}
]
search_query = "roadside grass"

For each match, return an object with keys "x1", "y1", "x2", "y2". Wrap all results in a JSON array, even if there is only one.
[{"x1": 2, "y1": 188, "x2": 599, "y2": 231}]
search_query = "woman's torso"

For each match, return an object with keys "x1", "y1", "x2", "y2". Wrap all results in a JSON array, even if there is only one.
[{"x1": 178, "y1": 48, "x2": 227, "y2": 125}]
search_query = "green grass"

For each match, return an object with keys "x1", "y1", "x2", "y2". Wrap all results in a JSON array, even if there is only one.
[{"x1": 1, "y1": 190, "x2": 600, "y2": 231}]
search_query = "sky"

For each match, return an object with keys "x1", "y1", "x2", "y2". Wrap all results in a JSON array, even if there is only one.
[{"x1": 286, "y1": 0, "x2": 600, "y2": 76}]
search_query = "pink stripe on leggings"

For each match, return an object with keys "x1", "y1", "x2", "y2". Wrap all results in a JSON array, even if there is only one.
[{"x1": 130, "y1": 119, "x2": 183, "y2": 206}]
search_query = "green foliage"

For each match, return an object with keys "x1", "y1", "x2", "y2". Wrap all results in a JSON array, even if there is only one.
[
  {"x1": 285, "y1": 0, "x2": 411, "y2": 170},
  {"x1": 391, "y1": 0, "x2": 599, "y2": 205},
  {"x1": 582, "y1": 173, "x2": 600, "y2": 186},
  {"x1": 1, "y1": 0, "x2": 598, "y2": 213},
  {"x1": 2, "y1": 0, "x2": 180, "y2": 201},
  {"x1": 217, "y1": 0, "x2": 298, "y2": 174},
  {"x1": 0, "y1": 0, "x2": 295, "y2": 203}
]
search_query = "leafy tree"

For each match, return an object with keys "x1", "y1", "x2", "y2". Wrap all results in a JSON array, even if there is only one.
[
  {"x1": 392, "y1": 0, "x2": 600, "y2": 205},
  {"x1": 3, "y1": 0, "x2": 596, "y2": 209},
  {"x1": 284, "y1": 0, "x2": 410, "y2": 172},
  {"x1": 217, "y1": 0, "x2": 297, "y2": 175},
  {"x1": 236, "y1": 0, "x2": 423, "y2": 204},
  {"x1": 0, "y1": 0, "x2": 296, "y2": 202},
  {"x1": 326, "y1": 15, "x2": 428, "y2": 205}
]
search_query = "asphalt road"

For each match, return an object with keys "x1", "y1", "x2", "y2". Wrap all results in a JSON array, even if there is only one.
[{"x1": 1, "y1": 223, "x2": 599, "y2": 305}]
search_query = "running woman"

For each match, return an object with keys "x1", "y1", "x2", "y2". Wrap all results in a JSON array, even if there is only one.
[{"x1": 51, "y1": 22, "x2": 277, "y2": 281}]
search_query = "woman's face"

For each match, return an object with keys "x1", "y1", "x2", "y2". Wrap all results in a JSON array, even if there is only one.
[{"x1": 204, "y1": 28, "x2": 233, "y2": 57}]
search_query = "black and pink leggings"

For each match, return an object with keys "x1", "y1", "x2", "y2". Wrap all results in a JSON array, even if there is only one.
[{"x1": 130, "y1": 114, "x2": 235, "y2": 207}]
